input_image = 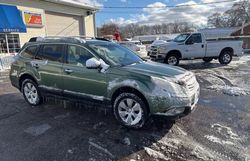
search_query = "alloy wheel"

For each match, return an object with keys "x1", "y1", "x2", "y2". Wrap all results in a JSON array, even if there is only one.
[
  {"x1": 118, "y1": 98, "x2": 142, "y2": 126},
  {"x1": 23, "y1": 82, "x2": 39, "y2": 104},
  {"x1": 223, "y1": 53, "x2": 231, "y2": 63},
  {"x1": 168, "y1": 56, "x2": 178, "y2": 65}
]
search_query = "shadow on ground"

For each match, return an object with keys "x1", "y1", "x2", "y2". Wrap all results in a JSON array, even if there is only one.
[
  {"x1": 179, "y1": 61, "x2": 225, "y2": 70},
  {"x1": 0, "y1": 93, "x2": 175, "y2": 161}
]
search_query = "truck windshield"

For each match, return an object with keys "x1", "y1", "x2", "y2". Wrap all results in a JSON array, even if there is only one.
[
  {"x1": 174, "y1": 34, "x2": 190, "y2": 42},
  {"x1": 87, "y1": 41, "x2": 143, "y2": 66}
]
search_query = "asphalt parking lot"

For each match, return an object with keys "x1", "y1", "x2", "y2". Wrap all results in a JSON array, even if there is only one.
[{"x1": 0, "y1": 55, "x2": 249, "y2": 161}]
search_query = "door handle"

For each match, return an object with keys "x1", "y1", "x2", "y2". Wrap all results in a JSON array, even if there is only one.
[
  {"x1": 64, "y1": 69, "x2": 73, "y2": 74},
  {"x1": 201, "y1": 44, "x2": 204, "y2": 48}
]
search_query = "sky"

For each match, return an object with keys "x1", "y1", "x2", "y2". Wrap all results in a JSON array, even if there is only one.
[{"x1": 69, "y1": 0, "x2": 237, "y2": 27}]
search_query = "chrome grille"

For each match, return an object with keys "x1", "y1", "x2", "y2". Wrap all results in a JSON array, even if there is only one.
[{"x1": 149, "y1": 46, "x2": 158, "y2": 55}]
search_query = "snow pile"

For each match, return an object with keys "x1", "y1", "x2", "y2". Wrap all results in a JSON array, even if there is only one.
[
  {"x1": 0, "y1": 54, "x2": 13, "y2": 71},
  {"x1": 222, "y1": 86, "x2": 249, "y2": 96},
  {"x1": 144, "y1": 147, "x2": 169, "y2": 160},
  {"x1": 207, "y1": 85, "x2": 249, "y2": 96},
  {"x1": 204, "y1": 135, "x2": 234, "y2": 145},
  {"x1": 230, "y1": 55, "x2": 250, "y2": 67},
  {"x1": 211, "y1": 124, "x2": 241, "y2": 140},
  {"x1": 191, "y1": 146, "x2": 215, "y2": 161}
]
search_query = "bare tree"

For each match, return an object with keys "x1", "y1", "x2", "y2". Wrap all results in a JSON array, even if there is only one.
[
  {"x1": 207, "y1": 0, "x2": 250, "y2": 27},
  {"x1": 97, "y1": 23, "x2": 119, "y2": 36},
  {"x1": 97, "y1": 22, "x2": 195, "y2": 39}
]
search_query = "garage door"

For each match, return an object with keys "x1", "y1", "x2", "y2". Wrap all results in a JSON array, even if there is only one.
[{"x1": 45, "y1": 11, "x2": 84, "y2": 36}]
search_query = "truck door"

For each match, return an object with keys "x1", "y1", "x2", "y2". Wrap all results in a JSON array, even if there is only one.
[{"x1": 183, "y1": 33, "x2": 205, "y2": 58}]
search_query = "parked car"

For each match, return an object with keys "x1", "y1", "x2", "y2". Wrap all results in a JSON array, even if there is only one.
[
  {"x1": 9, "y1": 37, "x2": 200, "y2": 128},
  {"x1": 119, "y1": 41, "x2": 147, "y2": 58},
  {"x1": 148, "y1": 32, "x2": 244, "y2": 65}
]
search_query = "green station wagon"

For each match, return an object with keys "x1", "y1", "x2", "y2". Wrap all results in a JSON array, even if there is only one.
[{"x1": 9, "y1": 37, "x2": 200, "y2": 128}]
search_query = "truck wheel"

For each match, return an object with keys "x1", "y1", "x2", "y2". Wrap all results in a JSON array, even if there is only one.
[
  {"x1": 22, "y1": 79, "x2": 43, "y2": 106},
  {"x1": 165, "y1": 54, "x2": 180, "y2": 66},
  {"x1": 219, "y1": 50, "x2": 232, "y2": 64},
  {"x1": 113, "y1": 93, "x2": 148, "y2": 129},
  {"x1": 203, "y1": 57, "x2": 213, "y2": 63}
]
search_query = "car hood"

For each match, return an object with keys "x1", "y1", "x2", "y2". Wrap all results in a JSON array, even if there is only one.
[
  {"x1": 122, "y1": 61, "x2": 187, "y2": 78},
  {"x1": 159, "y1": 41, "x2": 183, "y2": 46}
]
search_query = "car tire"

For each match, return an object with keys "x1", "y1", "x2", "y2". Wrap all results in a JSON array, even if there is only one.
[
  {"x1": 219, "y1": 50, "x2": 233, "y2": 65},
  {"x1": 165, "y1": 54, "x2": 180, "y2": 66},
  {"x1": 203, "y1": 57, "x2": 213, "y2": 63},
  {"x1": 22, "y1": 79, "x2": 43, "y2": 106},
  {"x1": 113, "y1": 93, "x2": 148, "y2": 129}
]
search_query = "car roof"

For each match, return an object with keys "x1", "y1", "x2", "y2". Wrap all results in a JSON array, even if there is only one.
[{"x1": 27, "y1": 37, "x2": 110, "y2": 45}]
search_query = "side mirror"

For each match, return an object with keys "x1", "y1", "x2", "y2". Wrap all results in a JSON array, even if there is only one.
[{"x1": 86, "y1": 57, "x2": 101, "y2": 69}]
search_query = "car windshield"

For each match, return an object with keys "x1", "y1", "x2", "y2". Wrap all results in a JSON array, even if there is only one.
[
  {"x1": 173, "y1": 34, "x2": 190, "y2": 42},
  {"x1": 87, "y1": 41, "x2": 143, "y2": 66}
]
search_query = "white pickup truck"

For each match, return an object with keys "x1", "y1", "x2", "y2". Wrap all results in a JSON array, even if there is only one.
[{"x1": 148, "y1": 32, "x2": 243, "y2": 65}]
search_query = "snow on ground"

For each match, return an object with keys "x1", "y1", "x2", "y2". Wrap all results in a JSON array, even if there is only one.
[
  {"x1": 192, "y1": 55, "x2": 250, "y2": 96},
  {"x1": 141, "y1": 124, "x2": 241, "y2": 161},
  {"x1": 207, "y1": 85, "x2": 250, "y2": 96},
  {"x1": 229, "y1": 55, "x2": 250, "y2": 67},
  {"x1": 204, "y1": 135, "x2": 234, "y2": 145}
]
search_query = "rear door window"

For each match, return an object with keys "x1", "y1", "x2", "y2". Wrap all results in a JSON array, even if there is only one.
[
  {"x1": 36, "y1": 44, "x2": 64, "y2": 62},
  {"x1": 21, "y1": 45, "x2": 39, "y2": 59}
]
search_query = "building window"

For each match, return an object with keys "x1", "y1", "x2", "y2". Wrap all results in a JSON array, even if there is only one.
[{"x1": 0, "y1": 34, "x2": 21, "y2": 54}]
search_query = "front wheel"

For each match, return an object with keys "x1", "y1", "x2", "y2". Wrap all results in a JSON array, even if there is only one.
[
  {"x1": 22, "y1": 79, "x2": 42, "y2": 106},
  {"x1": 165, "y1": 54, "x2": 180, "y2": 66},
  {"x1": 219, "y1": 51, "x2": 232, "y2": 64},
  {"x1": 113, "y1": 93, "x2": 148, "y2": 129}
]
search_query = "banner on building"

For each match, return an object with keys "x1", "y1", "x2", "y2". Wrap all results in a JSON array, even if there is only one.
[{"x1": 24, "y1": 11, "x2": 43, "y2": 27}]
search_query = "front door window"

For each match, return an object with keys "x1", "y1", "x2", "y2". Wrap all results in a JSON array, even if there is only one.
[{"x1": 67, "y1": 45, "x2": 93, "y2": 66}]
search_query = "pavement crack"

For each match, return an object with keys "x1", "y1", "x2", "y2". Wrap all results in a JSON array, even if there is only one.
[{"x1": 0, "y1": 112, "x2": 19, "y2": 121}]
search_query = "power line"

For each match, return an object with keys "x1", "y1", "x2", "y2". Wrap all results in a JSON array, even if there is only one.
[{"x1": 102, "y1": 0, "x2": 237, "y2": 9}]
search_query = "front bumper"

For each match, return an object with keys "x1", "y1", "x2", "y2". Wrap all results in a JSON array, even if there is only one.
[
  {"x1": 148, "y1": 52, "x2": 165, "y2": 62},
  {"x1": 154, "y1": 87, "x2": 200, "y2": 118}
]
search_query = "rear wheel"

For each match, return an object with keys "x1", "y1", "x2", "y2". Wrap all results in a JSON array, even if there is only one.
[
  {"x1": 22, "y1": 79, "x2": 42, "y2": 106},
  {"x1": 165, "y1": 54, "x2": 180, "y2": 66},
  {"x1": 219, "y1": 50, "x2": 232, "y2": 64},
  {"x1": 203, "y1": 57, "x2": 213, "y2": 63},
  {"x1": 113, "y1": 93, "x2": 148, "y2": 129}
]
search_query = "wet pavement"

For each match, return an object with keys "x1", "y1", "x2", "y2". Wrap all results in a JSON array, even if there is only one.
[{"x1": 0, "y1": 55, "x2": 249, "y2": 161}]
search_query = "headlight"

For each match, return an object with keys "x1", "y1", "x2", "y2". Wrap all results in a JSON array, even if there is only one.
[
  {"x1": 151, "y1": 76, "x2": 187, "y2": 97},
  {"x1": 158, "y1": 46, "x2": 166, "y2": 53}
]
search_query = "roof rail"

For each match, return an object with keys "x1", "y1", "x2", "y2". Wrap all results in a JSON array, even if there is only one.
[
  {"x1": 28, "y1": 36, "x2": 110, "y2": 43},
  {"x1": 28, "y1": 36, "x2": 86, "y2": 43}
]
